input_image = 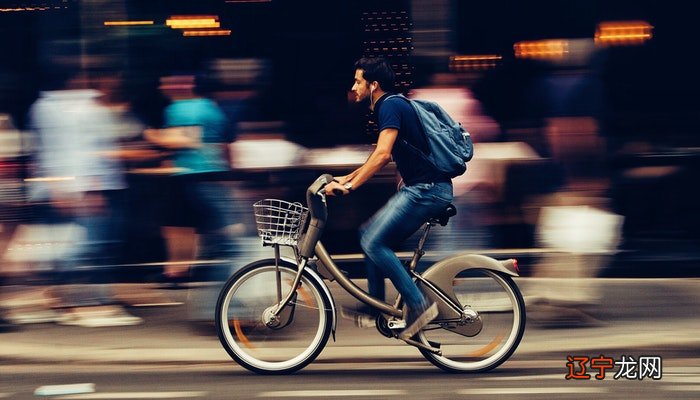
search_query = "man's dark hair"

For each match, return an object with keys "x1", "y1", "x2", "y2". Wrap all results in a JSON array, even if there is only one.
[{"x1": 354, "y1": 57, "x2": 395, "y2": 92}]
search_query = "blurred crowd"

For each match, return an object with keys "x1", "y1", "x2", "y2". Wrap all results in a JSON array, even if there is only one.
[{"x1": 0, "y1": 51, "x2": 271, "y2": 329}]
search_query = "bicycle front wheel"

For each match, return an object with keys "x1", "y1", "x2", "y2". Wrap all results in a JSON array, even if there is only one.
[
  {"x1": 418, "y1": 268, "x2": 526, "y2": 373},
  {"x1": 215, "y1": 259, "x2": 333, "y2": 374}
]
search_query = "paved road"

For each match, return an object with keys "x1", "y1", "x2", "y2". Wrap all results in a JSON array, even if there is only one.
[
  {"x1": 2, "y1": 353, "x2": 699, "y2": 399},
  {"x1": 1, "y1": 278, "x2": 699, "y2": 399}
]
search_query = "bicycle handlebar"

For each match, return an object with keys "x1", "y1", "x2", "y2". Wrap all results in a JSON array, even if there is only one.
[
  {"x1": 298, "y1": 174, "x2": 334, "y2": 258},
  {"x1": 311, "y1": 175, "x2": 344, "y2": 196},
  {"x1": 307, "y1": 173, "x2": 334, "y2": 198}
]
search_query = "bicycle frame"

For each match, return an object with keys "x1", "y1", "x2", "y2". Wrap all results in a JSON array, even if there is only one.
[
  {"x1": 269, "y1": 174, "x2": 520, "y2": 340},
  {"x1": 218, "y1": 174, "x2": 526, "y2": 373},
  {"x1": 311, "y1": 220, "x2": 466, "y2": 320},
  {"x1": 314, "y1": 241, "x2": 403, "y2": 318},
  {"x1": 313, "y1": 232, "x2": 520, "y2": 320}
]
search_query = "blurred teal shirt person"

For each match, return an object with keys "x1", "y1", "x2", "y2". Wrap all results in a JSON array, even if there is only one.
[
  {"x1": 163, "y1": 97, "x2": 230, "y2": 173},
  {"x1": 146, "y1": 74, "x2": 238, "y2": 325}
]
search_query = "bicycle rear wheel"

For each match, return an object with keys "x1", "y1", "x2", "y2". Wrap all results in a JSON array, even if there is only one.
[
  {"x1": 417, "y1": 268, "x2": 525, "y2": 372},
  {"x1": 216, "y1": 259, "x2": 333, "y2": 374}
]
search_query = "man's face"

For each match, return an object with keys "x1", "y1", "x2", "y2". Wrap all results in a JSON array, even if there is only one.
[{"x1": 351, "y1": 69, "x2": 371, "y2": 103}]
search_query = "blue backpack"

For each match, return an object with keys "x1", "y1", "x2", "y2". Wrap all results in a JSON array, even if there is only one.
[{"x1": 388, "y1": 94, "x2": 474, "y2": 178}]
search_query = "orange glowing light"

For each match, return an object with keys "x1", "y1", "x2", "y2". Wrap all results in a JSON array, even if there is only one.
[
  {"x1": 166, "y1": 15, "x2": 221, "y2": 29},
  {"x1": 595, "y1": 21, "x2": 653, "y2": 46},
  {"x1": 514, "y1": 40, "x2": 569, "y2": 59},
  {"x1": 449, "y1": 55, "x2": 502, "y2": 71},
  {"x1": 183, "y1": 29, "x2": 232, "y2": 37}
]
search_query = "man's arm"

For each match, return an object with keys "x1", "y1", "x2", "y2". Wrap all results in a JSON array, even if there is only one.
[{"x1": 326, "y1": 127, "x2": 398, "y2": 196}]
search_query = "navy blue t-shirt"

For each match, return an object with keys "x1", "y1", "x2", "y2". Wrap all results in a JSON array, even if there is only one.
[{"x1": 374, "y1": 93, "x2": 448, "y2": 185}]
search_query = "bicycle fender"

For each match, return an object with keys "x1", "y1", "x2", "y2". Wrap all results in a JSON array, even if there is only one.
[
  {"x1": 423, "y1": 253, "x2": 519, "y2": 281},
  {"x1": 280, "y1": 256, "x2": 338, "y2": 340},
  {"x1": 419, "y1": 254, "x2": 519, "y2": 321},
  {"x1": 421, "y1": 253, "x2": 519, "y2": 302}
]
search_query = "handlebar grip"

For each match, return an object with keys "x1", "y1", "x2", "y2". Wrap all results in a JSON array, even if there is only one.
[
  {"x1": 308, "y1": 174, "x2": 335, "y2": 198},
  {"x1": 319, "y1": 174, "x2": 334, "y2": 186},
  {"x1": 311, "y1": 174, "x2": 334, "y2": 194}
]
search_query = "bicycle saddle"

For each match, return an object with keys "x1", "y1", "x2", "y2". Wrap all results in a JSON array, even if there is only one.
[{"x1": 430, "y1": 204, "x2": 457, "y2": 226}]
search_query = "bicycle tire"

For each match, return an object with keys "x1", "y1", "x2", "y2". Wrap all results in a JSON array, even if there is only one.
[
  {"x1": 417, "y1": 269, "x2": 526, "y2": 373},
  {"x1": 215, "y1": 259, "x2": 333, "y2": 374}
]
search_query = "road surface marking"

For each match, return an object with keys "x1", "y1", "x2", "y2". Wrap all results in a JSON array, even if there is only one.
[
  {"x1": 308, "y1": 362, "x2": 433, "y2": 371},
  {"x1": 458, "y1": 387, "x2": 608, "y2": 395},
  {"x1": 257, "y1": 390, "x2": 406, "y2": 397},
  {"x1": 663, "y1": 375, "x2": 700, "y2": 383},
  {"x1": 666, "y1": 366, "x2": 700, "y2": 373},
  {"x1": 35, "y1": 383, "x2": 95, "y2": 396},
  {"x1": 663, "y1": 385, "x2": 700, "y2": 392},
  {"x1": 481, "y1": 373, "x2": 565, "y2": 381},
  {"x1": 131, "y1": 302, "x2": 184, "y2": 307},
  {"x1": 53, "y1": 392, "x2": 207, "y2": 399}
]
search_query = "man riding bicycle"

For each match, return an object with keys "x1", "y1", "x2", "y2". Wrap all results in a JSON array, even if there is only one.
[{"x1": 325, "y1": 57, "x2": 453, "y2": 340}]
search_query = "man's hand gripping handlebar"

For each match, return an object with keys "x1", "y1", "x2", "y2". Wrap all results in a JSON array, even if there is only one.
[{"x1": 323, "y1": 177, "x2": 350, "y2": 197}]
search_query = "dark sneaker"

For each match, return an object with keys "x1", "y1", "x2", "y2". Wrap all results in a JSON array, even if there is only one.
[{"x1": 399, "y1": 302, "x2": 438, "y2": 340}]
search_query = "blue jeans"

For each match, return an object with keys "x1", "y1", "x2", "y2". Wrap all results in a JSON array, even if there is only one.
[{"x1": 359, "y1": 182, "x2": 453, "y2": 310}]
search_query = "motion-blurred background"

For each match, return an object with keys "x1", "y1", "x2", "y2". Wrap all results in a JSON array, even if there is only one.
[{"x1": 0, "y1": 0, "x2": 698, "y2": 330}]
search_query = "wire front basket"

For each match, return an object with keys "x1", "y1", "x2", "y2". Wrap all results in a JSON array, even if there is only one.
[{"x1": 253, "y1": 199, "x2": 309, "y2": 246}]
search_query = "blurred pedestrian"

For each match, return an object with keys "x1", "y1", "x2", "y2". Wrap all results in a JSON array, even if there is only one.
[
  {"x1": 27, "y1": 64, "x2": 142, "y2": 327},
  {"x1": 92, "y1": 72, "x2": 168, "y2": 273},
  {"x1": 0, "y1": 114, "x2": 23, "y2": 331},
  {"x1": 144, "y1": 73, "x2": 238, "y2": 326}
]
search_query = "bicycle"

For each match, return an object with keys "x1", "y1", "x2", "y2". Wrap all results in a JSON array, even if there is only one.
[{"x1": 215, "y1": 174, "x2": 526, "y2": 374}]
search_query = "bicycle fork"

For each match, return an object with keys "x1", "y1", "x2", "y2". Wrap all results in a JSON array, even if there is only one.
[{"x1": 264, "y1": 245, "x2": 307, "y2": 328}]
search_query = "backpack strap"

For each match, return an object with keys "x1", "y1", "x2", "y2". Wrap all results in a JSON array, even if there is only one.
[
  {"x1": 382, "y1": 94, "x2": 429, "y2": 153},
  {"x1": 384, "y1": 93, "x2": 409, "y2": 103}
]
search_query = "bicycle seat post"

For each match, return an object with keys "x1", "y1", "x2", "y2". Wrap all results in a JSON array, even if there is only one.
[{"x1": 407, "y1": 222, "x2": 433, "y2": 272}]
